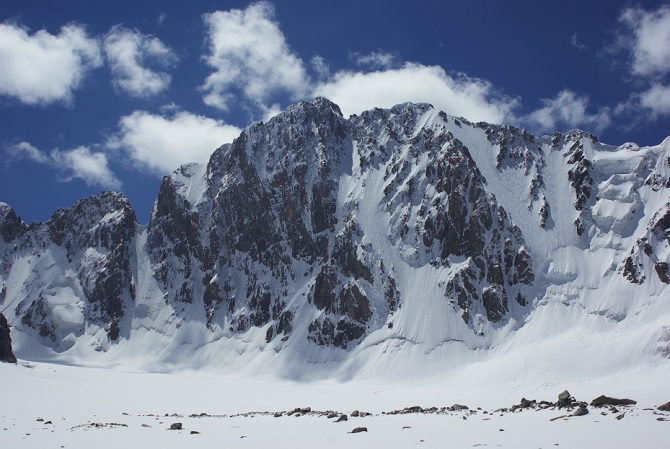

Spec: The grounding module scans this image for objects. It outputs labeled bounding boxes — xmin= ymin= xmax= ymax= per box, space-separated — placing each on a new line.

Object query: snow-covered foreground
xmin=2 ymin=357 xmax=668 ymax=449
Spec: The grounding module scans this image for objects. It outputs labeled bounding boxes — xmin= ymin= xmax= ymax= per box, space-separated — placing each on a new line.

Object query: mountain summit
xmin=1 ymin=98 xmax=669 ymax=377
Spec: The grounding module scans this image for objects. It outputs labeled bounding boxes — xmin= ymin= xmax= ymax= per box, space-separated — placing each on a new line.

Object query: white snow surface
xmin=1 ymin=355 xmax=668 ymax=448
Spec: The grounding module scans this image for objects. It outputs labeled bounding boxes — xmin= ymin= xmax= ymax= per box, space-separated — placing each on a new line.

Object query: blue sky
xmin=2 ymin=0 xmax=670 ymax=224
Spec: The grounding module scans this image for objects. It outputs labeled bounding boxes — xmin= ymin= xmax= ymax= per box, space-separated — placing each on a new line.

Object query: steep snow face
xmin=1 ymin=98 xmax=669 ymax=377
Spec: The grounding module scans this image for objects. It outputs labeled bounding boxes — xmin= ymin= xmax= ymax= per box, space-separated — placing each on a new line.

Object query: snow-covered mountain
xmin=1 ymin=97 xmax=669 ymax=377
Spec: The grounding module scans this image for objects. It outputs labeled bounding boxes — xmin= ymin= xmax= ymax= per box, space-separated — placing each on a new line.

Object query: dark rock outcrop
xmin=0 ymin=312 xmax=17 ymax=363
xmin=590 ymin=395 xmax=637 ymax=407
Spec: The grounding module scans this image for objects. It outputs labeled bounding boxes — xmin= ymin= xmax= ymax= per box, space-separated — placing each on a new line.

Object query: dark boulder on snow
xmin=658 ymin=402 xmax=670 ymax=411
xmin=336 ymin=414 xmax=348 ymax=422
xmin=449 ymin=404 xmax=469 ymax=411
xmin=557 ymin=390 xmax=573 ymax=407
xmin=0 ymin=312 xmax=17 ymax=363
xmin=572 ymin=404 xmax=589 ymax=416
xmin=351 ymin=427 xmax=368 ymax=433
xmin=169 ymin=422 xmax=182 ymax=430
xmin=590 ymin=395 xmax=637 ymax=407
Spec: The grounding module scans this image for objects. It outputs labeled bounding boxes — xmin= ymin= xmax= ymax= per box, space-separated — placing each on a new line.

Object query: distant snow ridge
xmin=1 ymin=97 xmax=669 ymax=376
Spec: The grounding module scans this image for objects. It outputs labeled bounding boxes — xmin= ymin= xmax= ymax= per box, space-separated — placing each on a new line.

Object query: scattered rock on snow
xmin=557 ymin=390 xmax=573 ymax=407
xmin=351 ymin=427 xmax=368 ymax=433
xmin=169 ymin=423 xmax=182 ymax=430
xmin=657 ymin=402 xmax=670 ymax=411
xmin=590 ymin=395 xmax=637 ymax=407
xmin=572 ymin=405 xmax=589 ymax=417
xmin=336 ymin=414 xmax=348 ymax=422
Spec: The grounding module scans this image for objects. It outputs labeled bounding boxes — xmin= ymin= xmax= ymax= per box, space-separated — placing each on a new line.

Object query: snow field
xmin=1 ymin=360 xmax=668 ymax=449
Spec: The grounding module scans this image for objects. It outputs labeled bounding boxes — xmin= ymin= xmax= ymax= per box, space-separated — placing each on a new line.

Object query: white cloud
xmin=260 ymin=103 xmax=283 ymax=122
xmin=51 ymin=146 xmax=120 ymax=189
xmin=0 ymin=22 xmax=102 ymax=105
xmin=311 ymin=56 xmax=330 ymax=79
xmin=104 ymin=25 xmax=178 ymax=98
xmin=351 ymin=51 xmax=399 ymax=70
xmin=107 ymin=109 xmax=241 ymax=174
xmin=619 ymin=5 xmax=670 ymax=78
xmin=314 ymin=64 xmax=517 ymax=124
xmin=198 ymin=4 xmax=518 ymax=126
xmin=4 ymin=141 xmax=120 ymax=188
xmin=5 ymin=141 xmax=49 ymax=163
xmin=638 ymin=84 xmax=670 ymax=116
xmin=201 ymin=1 xmax=309 ymax=111
xmin=523 ymin=90 xmax=611 ymax=134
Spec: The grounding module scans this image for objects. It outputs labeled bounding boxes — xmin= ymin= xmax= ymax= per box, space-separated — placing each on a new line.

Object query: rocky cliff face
xmin=0 ymin=312 xmax=16 ymax=363
xmin=1 ymin=98 xmax=669 ymax=368
xmin=140 ymin=99 xmax=535 ymax=350
xmin=0 ymin=192 xmax=136 ymax=350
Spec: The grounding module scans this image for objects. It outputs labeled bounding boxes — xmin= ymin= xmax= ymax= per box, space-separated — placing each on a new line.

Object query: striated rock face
xmin=141 ymin=99 xmax=535 ymax=349
xmin=0 ymin=312 xmax=17 ymax=363
xmin=1 ymin=97 xmax=669 ymax=364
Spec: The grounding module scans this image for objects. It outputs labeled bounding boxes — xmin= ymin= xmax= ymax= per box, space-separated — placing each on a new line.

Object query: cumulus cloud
xmin=107 ymin=109 xmax=241 ymax=173
xmin=523 ymin=90 xmax=611 ymax=134
xmin=4 ymin=141 xmax=120 ymax=189
xmin=638 ymin=83 xmax=670 ymax=116
xmin=51 ymin=146 xmax=121 ymax=188
xmin=198 ymin=4 xmax=518 ymax=125
xmin=314 ymin=64 xmax=517 ymax=124
xmin=5 ymin=140 xmax=49 ymax=163
xmin=619 ymin=5 xmax=670 ymax=78
xmin=0 ymin=22 xmax=102 ymax=105
xmin=201 ymin=1 xmax=309 ymax=111
xmin=611 ymin=5 xmax=670 ymax=118
xmin=104 ymin=25 xmax=178 ymax=98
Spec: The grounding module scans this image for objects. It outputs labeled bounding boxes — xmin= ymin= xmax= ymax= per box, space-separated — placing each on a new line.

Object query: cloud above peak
xmin=104 ymin=25 xmax=178 ymax=98
xmin=523 ymin=90 xmax=611 ymax=135
xmin=4 ymin=140 xmax=120 ymax=189
xmin=619 ymin=5 xmax=670 ymax=78
xmin=106 ymin=108 xmax=241 ymax=174
xmin=201 ymin=2 xmax=309 ymax=111
xmin=0 ymin=22 xmax=102 ymax=105
xmin=314 ymin=64 xmax=517 ymax=125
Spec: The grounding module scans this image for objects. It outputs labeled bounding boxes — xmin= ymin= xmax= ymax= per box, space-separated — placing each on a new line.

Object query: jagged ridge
xmin=1 ymin=98 xmax=669 ymax=372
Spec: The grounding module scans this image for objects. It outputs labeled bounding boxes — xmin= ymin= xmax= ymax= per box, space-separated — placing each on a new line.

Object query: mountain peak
xmin=1 ymin=99 xmax=669 ymax=377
